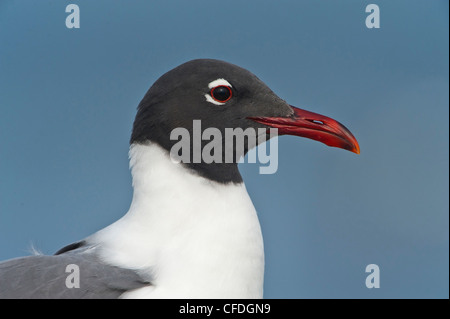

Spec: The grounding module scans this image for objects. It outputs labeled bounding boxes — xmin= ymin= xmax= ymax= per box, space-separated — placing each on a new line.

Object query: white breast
xmin=88 ymin=143 xmax=264 ymax=298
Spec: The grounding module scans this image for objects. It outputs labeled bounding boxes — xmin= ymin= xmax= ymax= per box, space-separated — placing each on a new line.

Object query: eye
xmin=210 ymin=85 xmax=232 ymax=103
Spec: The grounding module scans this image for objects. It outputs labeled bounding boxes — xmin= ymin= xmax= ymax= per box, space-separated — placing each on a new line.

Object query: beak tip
xmin=351 ymin=143 xmax=361 ymax=155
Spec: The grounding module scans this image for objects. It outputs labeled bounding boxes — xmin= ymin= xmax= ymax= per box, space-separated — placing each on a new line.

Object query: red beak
xmin=248 ymin=105 xmax=360 ymax=154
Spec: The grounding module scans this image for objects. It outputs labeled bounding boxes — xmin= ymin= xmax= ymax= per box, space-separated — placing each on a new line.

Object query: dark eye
xmin=210 ymin=85 xmax=232 ymax=103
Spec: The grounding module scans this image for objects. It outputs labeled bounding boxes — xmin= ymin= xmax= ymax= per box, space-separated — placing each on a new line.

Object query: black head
xmin=131 ymin=59 xmax=293 ymax=183
xmin=131 ymin=59 xmax=360 ymax=184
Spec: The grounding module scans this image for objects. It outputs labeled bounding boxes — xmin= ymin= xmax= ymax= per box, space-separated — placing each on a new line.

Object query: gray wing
xmin=0 ymin=247 xmax=151 ymax=299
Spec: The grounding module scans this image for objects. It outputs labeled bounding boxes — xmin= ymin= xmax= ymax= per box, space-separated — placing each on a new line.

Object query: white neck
xmin=90 ymin=143 xmax=264 ymax=298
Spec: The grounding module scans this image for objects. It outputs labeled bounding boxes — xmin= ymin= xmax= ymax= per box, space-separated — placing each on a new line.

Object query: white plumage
xmin=88 ymin=143 xmax=265 ymax=298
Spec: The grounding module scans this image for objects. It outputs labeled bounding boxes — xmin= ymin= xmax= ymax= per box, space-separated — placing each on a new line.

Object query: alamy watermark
xmin=365 ymin=264 xmax=380 ymax=289
xmin=65 ymin=4 xmax=379 ymax=30
xmin=65 ymin=264 xmax=80 ymax=289
xmin=64 ymin=3 xmax=380 ymax=33
xmin=65 ymin=4 xmax=80 ymax=29
xmin=169 ymin=120 xmax=279 ymax=174
xmin=365 ymin=4 xmax=380 ymax=29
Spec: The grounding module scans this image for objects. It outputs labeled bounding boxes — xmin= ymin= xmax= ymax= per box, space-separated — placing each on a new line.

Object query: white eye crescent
xmin=207 ymin=78 xmax=232 ymax=89
xmin=205 ymin=78 xmax=232 ymax=105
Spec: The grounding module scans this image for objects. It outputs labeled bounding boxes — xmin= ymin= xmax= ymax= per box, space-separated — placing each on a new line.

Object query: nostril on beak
xmin=308 ymin=119 xmax=325 ymax=125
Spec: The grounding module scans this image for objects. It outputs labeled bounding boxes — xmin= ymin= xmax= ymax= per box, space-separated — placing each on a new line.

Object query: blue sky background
xmin=0 ymin=1 xmax=448 ymax=298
